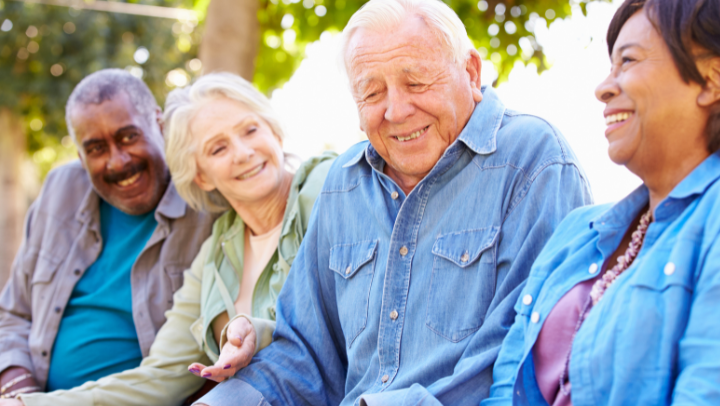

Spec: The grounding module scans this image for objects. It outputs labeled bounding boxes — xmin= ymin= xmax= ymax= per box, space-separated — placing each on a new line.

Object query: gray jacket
xmin=0 ymin=160 xmax=214 ymax=389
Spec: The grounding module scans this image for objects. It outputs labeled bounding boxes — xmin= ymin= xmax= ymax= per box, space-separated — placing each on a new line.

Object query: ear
xmin=154 ymin=107 xmax=165 ymax=136
xmin=465 ymin=49 xmax=483 ymax=103
xmin=193 ymin=170 xmax=216 ymax=192
xmin=698 ymin=57 xmax=720 ymax=107
xmin=77 ymin=150 xmax=86 ymax=170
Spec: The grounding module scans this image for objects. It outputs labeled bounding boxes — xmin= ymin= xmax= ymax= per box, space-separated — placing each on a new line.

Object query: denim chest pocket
xmin=329 ymin=240 xmax=378 ymax=347
xmin=427 ymin=227 xmax=499 ymax=342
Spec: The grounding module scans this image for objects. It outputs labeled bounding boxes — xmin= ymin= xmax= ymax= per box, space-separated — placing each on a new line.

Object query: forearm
xmin=220 ymin=315 xmax=276 ymax=355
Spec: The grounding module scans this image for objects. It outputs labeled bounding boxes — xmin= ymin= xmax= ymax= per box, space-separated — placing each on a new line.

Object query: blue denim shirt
xmin=484 ymin=152 xmax=720 ymax=406
xmin=198 ymin=87 xmax=592 ymax=406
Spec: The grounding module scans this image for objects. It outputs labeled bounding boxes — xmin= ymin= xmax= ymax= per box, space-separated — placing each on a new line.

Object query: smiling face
xmin=346 ymin=16 xmax=483 ymax=193
xmin=70 ymin=91 xmax=169 ymax=215
xmin=594 ymin=10 xmax=709 ymax=178
xmin=189 ymin=97 xmax=288 ymax=209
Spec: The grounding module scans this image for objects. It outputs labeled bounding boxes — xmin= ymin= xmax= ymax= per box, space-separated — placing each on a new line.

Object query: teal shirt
xmin=46 ymin=200 xmax=158 ymax=391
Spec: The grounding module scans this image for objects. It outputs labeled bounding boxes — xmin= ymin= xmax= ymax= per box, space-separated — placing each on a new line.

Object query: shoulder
xmin=537 ymin=203 xmax=611 ymax=257
xmin=33 ymin=160 xmax=92 ymax=218
xmin=295 ymin=151 xmax=338 ymax=196
xmin=319 ymin=141 xmax=370 ymax=194
xmin=493 ymin=110 xmax=582 ymax=179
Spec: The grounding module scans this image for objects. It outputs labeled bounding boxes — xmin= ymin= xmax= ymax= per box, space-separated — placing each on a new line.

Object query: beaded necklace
xmin=558 ymin=208 xmax=653 ymax=396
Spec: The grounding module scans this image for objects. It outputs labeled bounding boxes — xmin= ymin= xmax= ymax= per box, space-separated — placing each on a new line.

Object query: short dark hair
xmin=66 ymin=69 xmax=159 ymax=144
xmin=607 ymin=0 xmax=720 ymax=153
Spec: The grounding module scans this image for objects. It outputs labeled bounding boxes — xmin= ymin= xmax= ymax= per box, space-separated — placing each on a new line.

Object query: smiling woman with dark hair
xmin=483 ymin=0 xmax=720 ymax=405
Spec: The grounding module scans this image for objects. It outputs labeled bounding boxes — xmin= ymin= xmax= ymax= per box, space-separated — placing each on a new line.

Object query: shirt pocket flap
xmin=329 ymin=240 xmax=378 ymax=279
xmin=31 ymin=252 xmax=62 ymax=284
xmin=431 ymin=227 xmax=500 ymax=268
xmin=631 ymin=243 xmax=696 ymax=292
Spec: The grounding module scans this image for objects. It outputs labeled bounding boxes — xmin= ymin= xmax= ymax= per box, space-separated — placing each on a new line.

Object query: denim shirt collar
xmin=341 ymin=86 xmax=505 ymax=171
xmin=590 ymin=152 xmax=720 ymax=231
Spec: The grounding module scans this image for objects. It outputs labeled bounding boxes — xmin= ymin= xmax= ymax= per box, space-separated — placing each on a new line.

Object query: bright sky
xmin=271 ymin=0 xmax=641 ymax=205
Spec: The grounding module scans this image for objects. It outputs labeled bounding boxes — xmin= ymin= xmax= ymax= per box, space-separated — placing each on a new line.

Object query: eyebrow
xmin=201 ymin=116 xmax=256 ymax=155
xmin=614 ymin=42 xmax=645 ymax=55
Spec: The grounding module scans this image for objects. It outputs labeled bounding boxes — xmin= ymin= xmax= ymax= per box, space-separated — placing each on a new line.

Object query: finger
xmin=199 ymin=365 xmax=233 ymax=382
xmin=188 ymin=362 xmax=208 ymax=376
xmin=226 ymin=318 xmax=253 ymax=347
xmin=216 ymin=331 xmax=257 ymax=373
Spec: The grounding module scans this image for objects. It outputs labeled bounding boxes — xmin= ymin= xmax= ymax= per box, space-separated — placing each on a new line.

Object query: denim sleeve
xmin=671 ymin=231 xmax=720 ymax=405
xmin=360 ymin=163 xmax=593 ymax=406
xmin=196 ymin=193 xmax=347 ymax=406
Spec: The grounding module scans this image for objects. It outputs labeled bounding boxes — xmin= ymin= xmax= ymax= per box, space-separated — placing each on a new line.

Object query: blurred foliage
xmin=0 ymin=0 xmax=202 ymax=177
xmin=252 ymin=0 xmax=609 ymax=91
xmin=0 ymin=0 xmax=607 ymax=179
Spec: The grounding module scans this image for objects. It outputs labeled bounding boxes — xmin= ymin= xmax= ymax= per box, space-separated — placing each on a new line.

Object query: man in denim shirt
xmin=197 ymin=0 xmax=592 ymax=405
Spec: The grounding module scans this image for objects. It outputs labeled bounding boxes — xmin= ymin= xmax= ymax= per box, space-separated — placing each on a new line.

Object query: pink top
xmin=234 ymin=222 xmax=283 ymax=316
xmin=532 ymin=275 xmax=599 ymax=406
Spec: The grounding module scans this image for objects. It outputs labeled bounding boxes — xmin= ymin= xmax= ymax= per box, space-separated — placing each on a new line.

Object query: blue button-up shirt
xmin=484 ymin=152 xmax=720 ymax=406
xmin=198 ymin=87 xmax=592 ymax=406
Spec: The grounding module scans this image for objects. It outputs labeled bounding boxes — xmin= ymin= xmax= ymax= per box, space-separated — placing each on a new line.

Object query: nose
xmin=595 ymin=73 xmax=619 ymax=103
xmin=384 ymin=86 xmax=415 ymax=123
xmin=106 ymin=144 xmax=132 ymax=172
xmin=231 ymin=137 xmax=254 ymax=164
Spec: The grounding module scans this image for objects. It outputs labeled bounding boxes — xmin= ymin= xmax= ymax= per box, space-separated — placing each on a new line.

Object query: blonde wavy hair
xmin=164 ymin=72 xmax=286 ymax=213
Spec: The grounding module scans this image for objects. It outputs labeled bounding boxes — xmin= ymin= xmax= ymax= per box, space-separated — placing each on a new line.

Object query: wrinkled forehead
xmin=345 ymin=18 xmax=453 ymax=83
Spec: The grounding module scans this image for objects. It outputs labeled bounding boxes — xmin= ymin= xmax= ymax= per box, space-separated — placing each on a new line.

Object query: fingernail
xmin=223 ymin=364 xmax=232 ymax=370
xmin=235 ymin=335 xmax=243 ymax=344
xmin=202 ymin=373 xmax=212 ymax=378
xmin=188 ymin=368 xmax=199 ymax=373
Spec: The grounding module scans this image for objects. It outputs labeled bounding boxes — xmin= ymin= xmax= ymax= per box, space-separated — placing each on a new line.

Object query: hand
xmin=188 ymin=317 xmax=256 ymax=382
xmin=0 ymin=367 xmax=38 ymax=402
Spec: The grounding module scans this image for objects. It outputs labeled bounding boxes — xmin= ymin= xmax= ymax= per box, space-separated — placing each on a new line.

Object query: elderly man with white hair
xmin=196 ymin=0 xmax=592 ymax=405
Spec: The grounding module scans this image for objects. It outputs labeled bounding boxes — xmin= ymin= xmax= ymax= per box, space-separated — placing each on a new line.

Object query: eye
xmin=121 ymin=132 xmax=138 ymax=143
xmin=246 ymin=126 xmax=257 ymax=136
xmin=621 ymin=56 xmax=635 ymax=64
xmin=211 ymin=145 xmax=226 ymax=155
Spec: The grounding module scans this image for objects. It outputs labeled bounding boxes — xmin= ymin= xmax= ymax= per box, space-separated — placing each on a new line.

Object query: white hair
xmin=339 ymin=0 xmax=475 ymax=75
xmin=164 ymin=72 xmax=286 ymax=213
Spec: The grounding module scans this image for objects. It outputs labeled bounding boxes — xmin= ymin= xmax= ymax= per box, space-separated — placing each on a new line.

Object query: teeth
xmin=117 ymin=172 xmax=140 ymax=187
xmin=238 ymin=163 xmax=264 ymax=180
xmin=397 ymin=126 xmax=428 ymax=142
xmin=605 ymin=112 xmax=632 ymax=126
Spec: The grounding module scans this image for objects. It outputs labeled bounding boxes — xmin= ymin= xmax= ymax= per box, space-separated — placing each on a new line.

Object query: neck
xmin=384 ymin=165 xmax=427 ymax=196
xmin=639 ymin=149 xmax=709 ymax=214
xmin=230 ymin=169 xmax=293 ymax=236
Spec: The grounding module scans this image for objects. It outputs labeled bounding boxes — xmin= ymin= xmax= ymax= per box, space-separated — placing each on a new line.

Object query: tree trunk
xmin=198 ymin=0 xmax=260 ymax=81
xmin=0 ymin=109 xmax=27 ymax=288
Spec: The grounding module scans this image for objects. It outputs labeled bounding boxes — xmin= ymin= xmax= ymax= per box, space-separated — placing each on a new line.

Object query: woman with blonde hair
xmin=11 ymin=72 xmax=336 ymax=406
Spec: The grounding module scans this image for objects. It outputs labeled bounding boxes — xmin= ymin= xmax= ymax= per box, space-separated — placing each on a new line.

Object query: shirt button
xmin=41 ymin=350 xmax=48 ymax=357
xmin=399 ymin=246 xmax=408 ymax=256
xmin=391 ymin=191 xmax=399 ymax=200
xmin=589 ymin=263 xmax=598 ymax=274
xmin=390 ymin=310 xmax=398 ymax=320
xmin=74 ymin=269 xmax=82 ymax=276
xmin=522 ymin=294 xmax=533 ymax=305
xmin=381 ymin=375 xmax=389 ymax=383
xmin=345 ymin=266 xmax=351 ymax=275
xmin=530 ymin=312 xmax=540 ymax=323
xmin=664 ymin=262 xmax=676 ymax=275
xmin=54 ymin=306 xmax=61 ymax=314
xmin=460 ymin=253 xmax=470 ymax=263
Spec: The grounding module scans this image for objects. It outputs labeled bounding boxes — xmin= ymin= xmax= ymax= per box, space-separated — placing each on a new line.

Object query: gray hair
xmin=65 ymin=69 xmax=159 ymax=145
xmin=164 ymin=72 xmax=286 ymax=213
xmin=339 ymin=0 xmax=475 ymax=75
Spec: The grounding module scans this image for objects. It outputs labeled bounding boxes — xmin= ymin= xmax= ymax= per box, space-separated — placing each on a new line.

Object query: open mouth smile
xmin=605 ymin=112 xmax=633 ymax=126
xmin=395 ymin=126 xmax=429 ymax=142
xmin=116 ymin=172 xmax=141 ymax=187
xmin=236 ymin=162 xmax=265 ymax=180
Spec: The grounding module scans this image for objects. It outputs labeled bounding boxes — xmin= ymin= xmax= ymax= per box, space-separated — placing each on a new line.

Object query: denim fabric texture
xmin=484 ymin=152 xmax=720 ymax=406
xmin=197 ymin=86 xmax=593 ymax=406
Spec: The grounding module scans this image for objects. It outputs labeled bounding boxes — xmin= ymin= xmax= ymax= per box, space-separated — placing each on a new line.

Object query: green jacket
xmin=20 ymin=152 xmax=336 ymax=406
xmin=198 ymin=151 xmax=337 ymax=359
